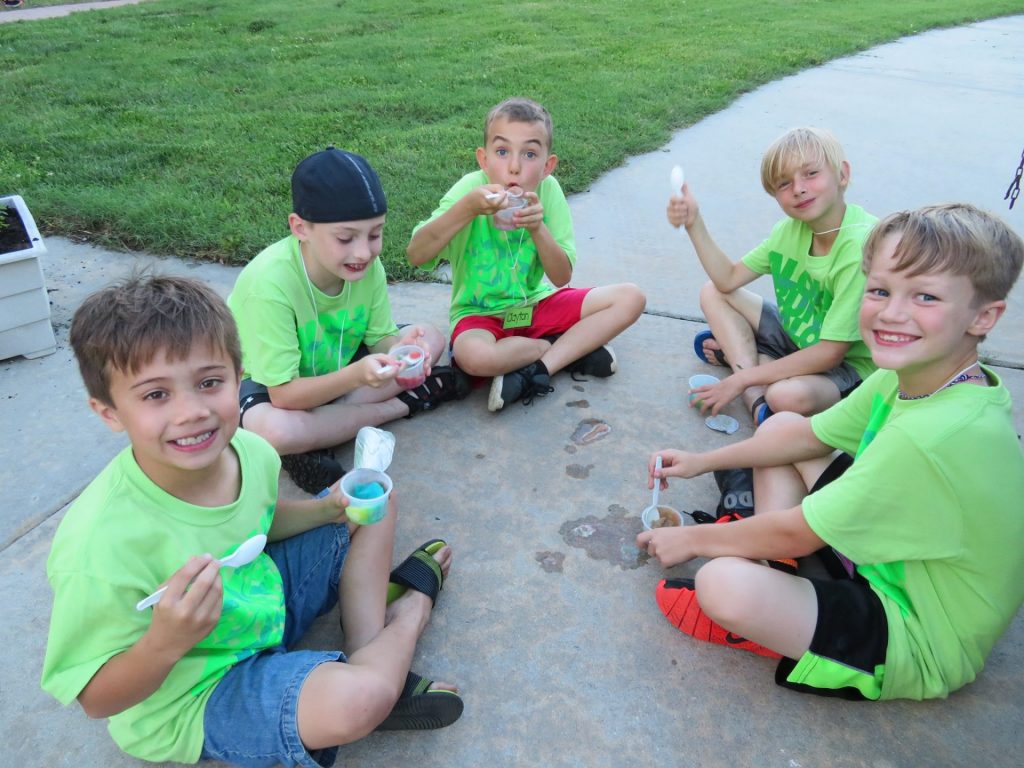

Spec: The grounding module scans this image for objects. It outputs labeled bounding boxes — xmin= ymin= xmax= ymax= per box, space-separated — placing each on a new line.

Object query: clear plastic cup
xmin=389 ymin=344 xmax=426 ymax=389
xmin=642 ymin=504 xmax=683 ymax=531
xmin=340 ymin=468 xmax=393 ymax=525
xmin=688 ymin=373 xmax=720 ymax=407
xmin=493 ymin=190 xmax=527 ymax=231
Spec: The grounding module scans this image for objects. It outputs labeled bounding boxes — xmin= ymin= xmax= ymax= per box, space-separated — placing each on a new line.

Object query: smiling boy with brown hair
xmin=41 ymin=274 xmax=461 ymax=766
xmin=639 ymin=203 xmax=1024 ymax=700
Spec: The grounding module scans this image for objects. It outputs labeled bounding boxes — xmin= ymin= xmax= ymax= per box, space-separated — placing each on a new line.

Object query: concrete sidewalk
xmin=3 ymin=15 xmax=1024 ymax=768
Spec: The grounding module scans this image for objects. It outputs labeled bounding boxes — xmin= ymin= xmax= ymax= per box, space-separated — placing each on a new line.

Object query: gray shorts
xmin=755 ymin=302 xmax=862 ymax=397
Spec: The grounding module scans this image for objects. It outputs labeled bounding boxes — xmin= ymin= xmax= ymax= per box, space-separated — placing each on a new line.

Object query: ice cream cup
xmin=688 ymin=373 xmax=720 ymax=407
xmin=493 ymin=190 xmax=527 ymax=231
xmin=390 ymin=344 xmax=427 ymax=389
xmin=340 ymin=468 xmax=393 ymax=525
xmin=641 ymin=504 xmax=683 ymax=531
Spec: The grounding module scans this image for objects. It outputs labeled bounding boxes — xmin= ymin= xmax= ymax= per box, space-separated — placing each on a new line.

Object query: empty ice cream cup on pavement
xmin=688 ymin=373 xmax=720 ymax=407
xmin=642 ymin=504 xmax=683 ymax=531
xmin=493 ymin=189 xmax=527 ymax=230
xmin=389 ymin=344 xmax=426 ymax=389
xmin=340 ymin=468 xmax=393 ymax=525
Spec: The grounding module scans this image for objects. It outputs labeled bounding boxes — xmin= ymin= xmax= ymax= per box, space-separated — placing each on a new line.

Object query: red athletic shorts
xmin=451 ymin=287 xmax=592 ymax=346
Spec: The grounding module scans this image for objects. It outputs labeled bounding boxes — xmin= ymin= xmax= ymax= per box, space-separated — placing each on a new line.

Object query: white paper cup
xmin=340 ymin=468 xmax=393 ymax=525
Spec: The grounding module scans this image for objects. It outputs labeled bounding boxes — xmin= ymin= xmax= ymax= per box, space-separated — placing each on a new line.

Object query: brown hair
xmin=760 ymin=127 xmax=846 ymax=195
xmin=70 ymin=272 xmax=242 ymax=405
xmin=862 ymin=203 xmax=1024 ymax=304
xmin=484 ymin=97 xmax=553 ymax=151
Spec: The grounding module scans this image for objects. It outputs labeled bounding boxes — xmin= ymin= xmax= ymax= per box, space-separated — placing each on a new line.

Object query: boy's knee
xmin=754 ymin=409 xmax=805 ymax=436
xmin=695 ymin=557 xmax=755 ymax=625
xmin=765 ymin=380 xmax=817 ymax=415
xmin=616 ymin=282 xmax=646 ymax=316
xmin=321 ymin=669 xmax=398 ymax=741
xmin=698 ymin=280 xmax=726 ymax=311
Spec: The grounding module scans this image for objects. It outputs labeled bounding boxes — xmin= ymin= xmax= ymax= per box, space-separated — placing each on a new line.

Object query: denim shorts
xmin=755 ymin=302 xmax=862 ymax=396
xmin=201 ymin=523 xmax=351 ymax=768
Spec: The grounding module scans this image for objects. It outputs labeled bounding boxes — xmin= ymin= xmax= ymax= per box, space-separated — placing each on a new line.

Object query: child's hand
xmin=637 ymin=527 xmax=697 ymax=567
xmin=689 ymin=375 xmax=743 ymax=416
xmin=147 ymin=556 xmax=223 ymax=658
xmin=320 ymin=479 xmax=349 ymax=524
xmin=516 ymin=191 xmax=545 ymax=233
xmin=474 ymin=184 xmax=508 ymax=215
xmin=357 ymin=353 xmax=400 ymax=388
xmin=655 ymin=449 xmax=705 ymax=480
xmin=392 ymin=326 xmax=433 ymax=376
xmin=667 ymin=183 xmax=699 ymax=229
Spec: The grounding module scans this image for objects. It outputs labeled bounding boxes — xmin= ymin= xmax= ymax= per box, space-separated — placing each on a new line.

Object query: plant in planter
xmin=0 ymin=195 xmax=57 ymax=360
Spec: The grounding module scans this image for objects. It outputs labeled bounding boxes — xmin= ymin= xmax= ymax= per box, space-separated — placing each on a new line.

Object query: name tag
xmin=502 ymin=304 xmax=534 ymax=329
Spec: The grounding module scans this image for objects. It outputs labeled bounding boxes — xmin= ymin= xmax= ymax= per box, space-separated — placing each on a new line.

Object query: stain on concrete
xmin=572 ymin=384 xmax=585 ymax=392
xmin=564 ymin=445 xmax=578 ymax=454
xmin=535 ymin=551 xmax=565 ymax=573
xmin=570 ymin=418 xmax=611 ymax=445
xmin=565 ymin=463 xmax=594 ymax=479
xmin=565 ymin=399 xmax=590 ymax=408
xmin=475 ymin=453 xmax=485 ymax=459
xmin=559 ymin=504 xmax=648 ymax=570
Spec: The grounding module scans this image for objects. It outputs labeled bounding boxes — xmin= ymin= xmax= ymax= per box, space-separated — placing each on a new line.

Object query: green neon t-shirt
xmin=228 ymin=236 xmax=399 ymax=386
xmin=40 ymin=430 xmax=285 ymax=762
xmin=412 ymin=171 xmax=577 ymax=329
xmin=805 ymin=367 xmax=1024 ymax=699
xmin=741 ymin=204 xmax=877 ymax=379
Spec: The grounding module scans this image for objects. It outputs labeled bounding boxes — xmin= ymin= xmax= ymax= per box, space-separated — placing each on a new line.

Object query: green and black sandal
xmin=375 ymin=671 xmax=463 ymax=731
xmin=386 ymin=538 xmax=447 ymax=604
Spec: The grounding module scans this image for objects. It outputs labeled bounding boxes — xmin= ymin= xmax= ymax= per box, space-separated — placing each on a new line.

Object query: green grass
xmin=1 ymin=0 xmax=1021 ymax=278
xmin=1 ymin=0 xmax=107 ymax=11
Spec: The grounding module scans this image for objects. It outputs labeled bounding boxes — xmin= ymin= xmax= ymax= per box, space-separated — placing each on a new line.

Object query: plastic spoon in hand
xmin=670 ymin=165 xmax=685 ymax=196
xmin=135 ymin=534 xmax=268 ymax=611
xmin=651 ymin=455 xmax=663 ymax=509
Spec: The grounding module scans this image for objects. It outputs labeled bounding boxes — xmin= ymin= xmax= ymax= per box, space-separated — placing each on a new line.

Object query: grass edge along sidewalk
xmin=1 ymin=0 xmax=1022 ymax=277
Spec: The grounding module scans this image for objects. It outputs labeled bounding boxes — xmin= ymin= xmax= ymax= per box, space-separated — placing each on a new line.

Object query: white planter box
xmin=0 ymin=195 xmax=57 ymax=360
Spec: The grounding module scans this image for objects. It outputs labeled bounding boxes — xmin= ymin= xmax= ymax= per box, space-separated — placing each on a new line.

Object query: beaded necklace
xmin=897 ymin=362 xmax=988 ymax=401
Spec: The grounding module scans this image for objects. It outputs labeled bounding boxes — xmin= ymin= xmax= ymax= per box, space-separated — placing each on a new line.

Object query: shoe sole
xmin=487 ymin=374 xmax=506 ymax=412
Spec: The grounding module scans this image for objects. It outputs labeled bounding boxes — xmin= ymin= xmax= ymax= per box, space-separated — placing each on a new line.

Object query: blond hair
xmin=760 ymin=127 xmax=846 ymax=195
xmin=862 ymin=203 xmax=1024 ymax=304
xmin=484 ymin=97 xmax=553 ymax=151
xmin=70 ymin=272 xmax=242 ymax=405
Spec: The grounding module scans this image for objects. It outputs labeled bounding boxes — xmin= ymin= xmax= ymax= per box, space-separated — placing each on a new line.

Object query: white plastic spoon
xmin=670 ymin=165 xmax=685 ymax=196
xmin=651 ymin=454 xmax=663 ymax=509
xmin=135 ymin=534 xmax=268 ymax=611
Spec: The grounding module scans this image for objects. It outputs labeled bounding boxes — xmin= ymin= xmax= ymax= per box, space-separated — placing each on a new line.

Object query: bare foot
xmin=384 ymin=543 xmax=452 ymax=628
xmin=702 ymin=338 xmax=728 ymax=366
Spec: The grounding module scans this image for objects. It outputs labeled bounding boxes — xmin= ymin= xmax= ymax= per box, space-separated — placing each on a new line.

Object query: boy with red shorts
xmin=407 ymin=97 xmax=645 ymax=411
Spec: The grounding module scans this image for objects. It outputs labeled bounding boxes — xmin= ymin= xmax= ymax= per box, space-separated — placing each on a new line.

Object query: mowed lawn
xmin=1 ymin=0 xmax=1021 ymax=277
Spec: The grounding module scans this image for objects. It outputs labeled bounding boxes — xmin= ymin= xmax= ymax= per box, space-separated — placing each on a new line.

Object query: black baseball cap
xmin=291 ymin=147 xmax=387 ymax=223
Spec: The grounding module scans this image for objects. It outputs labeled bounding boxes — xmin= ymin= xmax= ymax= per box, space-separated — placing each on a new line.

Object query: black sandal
xmin=396 ymin=365 xmax=471 ymax=417
xmin=375 ymin=671 xmax=463 ymax=731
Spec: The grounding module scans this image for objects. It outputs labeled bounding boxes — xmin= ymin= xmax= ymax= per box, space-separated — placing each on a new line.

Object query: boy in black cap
xmin=229 ymin=148 xmax=469 ymax=493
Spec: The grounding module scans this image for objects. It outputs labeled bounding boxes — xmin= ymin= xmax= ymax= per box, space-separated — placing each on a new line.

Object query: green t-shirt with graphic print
xmin=802 ymin=367 xmax=1024 ymax=699
xmin=412 ymin=170 xmax=577 ymax=329
xmin=228 ymin=235 xmax=399 ymax=386
xmin=41 ymin=429 xmax=284 ymax=763
xmin=741 ymin=203 xmax=877 ymax=379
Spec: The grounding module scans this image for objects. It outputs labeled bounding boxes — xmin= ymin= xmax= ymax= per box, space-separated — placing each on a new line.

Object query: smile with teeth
xmin=174 ymin=431 xmax=214 ymax=447
xmin=876 ymin=331 xmax=917 ymax=344
xmin=345 ymin=262 xmax=368 ymax=272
